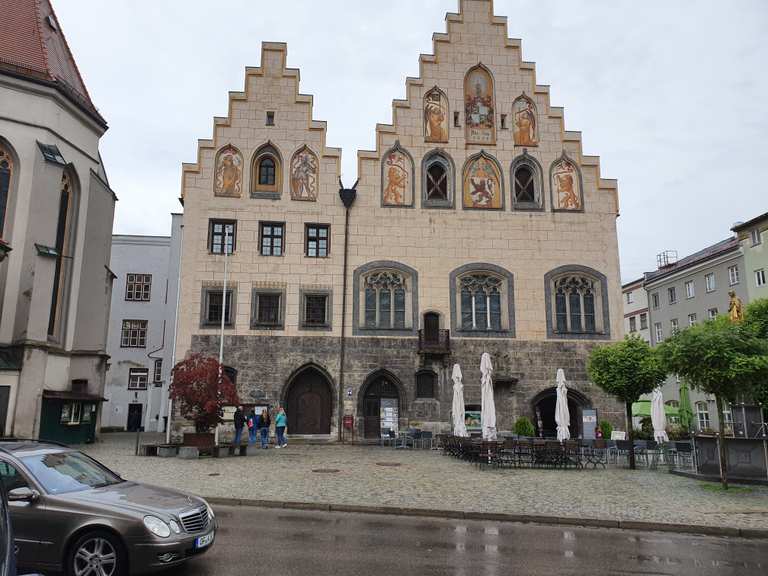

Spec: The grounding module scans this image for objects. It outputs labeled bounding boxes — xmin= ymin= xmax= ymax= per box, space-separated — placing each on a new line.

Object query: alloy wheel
xmin=73 ymin=537 xmax=117 ymax=576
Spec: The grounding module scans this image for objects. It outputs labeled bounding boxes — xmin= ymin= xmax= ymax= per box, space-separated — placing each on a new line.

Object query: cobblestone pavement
xmin=83 ymin=434 xmax=768 ymax=531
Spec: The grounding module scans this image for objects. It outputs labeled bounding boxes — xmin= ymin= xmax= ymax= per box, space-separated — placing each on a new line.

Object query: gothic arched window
xmin=460 ymin=274 xmax=503 ymax=331
xmin=251 ymin=143 xmax=282 ymax=197
xmin=49 ymin=170 xmax=77 ymax=338
xmin=545 ymin=265 xmax=609 ymax=339
xmin=364 ymin=270 xmax=407 ymax=329
xmin=422 ymin=150 xmax=454 ymax=208
xmin=0 ymin=144 xmax=13 ymax=237
xmin=511 ymin=151 xmax=543 ymax=210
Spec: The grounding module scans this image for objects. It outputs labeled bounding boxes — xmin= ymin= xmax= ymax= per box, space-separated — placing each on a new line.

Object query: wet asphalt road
xmin=175 ymin=506 xmax=768 ymax=576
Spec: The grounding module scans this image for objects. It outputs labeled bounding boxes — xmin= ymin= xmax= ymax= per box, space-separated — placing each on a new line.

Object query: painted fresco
xmin=513 ymin=94 xmax=538 ymax=146
xmin=464 ymin=65 xmax=495 ymax=145
xmin=290 ymin=146 xmax=319 ymax=201
xmin=424 ymin=87 xmax=449 ymax=143
xmin=552 ymin=156 xmax=582 ymax=210
xmin=382 ymin=145 xmax=412 ymax=206
xmin=214 ymin=145 xmax=242 ymax=197
xmin=463 ymin=154 xmax=501 ymax=209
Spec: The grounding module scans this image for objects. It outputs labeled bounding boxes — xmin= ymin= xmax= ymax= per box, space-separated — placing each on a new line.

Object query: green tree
xmin=658 ymin=316 xmax=768 ymax=488
xmin=742 ymin=298 xmax=768 ymax=408
xmin=514 ymin=416 xmax=535 ymax=437
xmin=587 ymin=336 xmax=666 ymax=469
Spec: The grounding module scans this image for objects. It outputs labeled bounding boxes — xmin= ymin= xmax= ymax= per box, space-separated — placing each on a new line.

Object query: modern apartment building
xmin=103 ymin=220 xmax=182 ymax=433
xmin=622 ymin=278 xmax=649 ymax=343
xmin=732 ymin=212 xmax=768 ymax=303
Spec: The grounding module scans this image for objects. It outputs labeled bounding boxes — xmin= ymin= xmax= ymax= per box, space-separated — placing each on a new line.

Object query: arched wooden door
xmin=362 ymin=376 xmax=400 ymax=439
xmin=285 ymin=368 xmax=332 ymax=435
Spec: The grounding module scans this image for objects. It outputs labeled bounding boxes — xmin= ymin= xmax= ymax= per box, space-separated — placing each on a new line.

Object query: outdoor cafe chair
xmin=584 ymin=438 xmax=608 ymax=468
xmin=615 ymin=440 xmax=633 ymax=466
xmin=419 ymin=431 xmax=434 ymax=450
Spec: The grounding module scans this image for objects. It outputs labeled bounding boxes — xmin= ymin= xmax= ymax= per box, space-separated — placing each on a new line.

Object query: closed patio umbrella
xmin=554 ymin=369 xmax=570 ymax=442
xmin=451 ymin=364 xmax=468 ymax=437
xmin=480 ymin=353 xmax=497 ymax=440
xmin=651 ymin=386 xmax=669 ymax=443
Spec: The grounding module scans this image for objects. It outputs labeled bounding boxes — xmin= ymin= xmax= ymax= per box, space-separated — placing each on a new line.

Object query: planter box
xmin=178 ymin=446 xmax=199 ymax=459
xmin=213 ymin=445 xmax=232 ymax=458
xmin=157 ymin=445 xmax=178 ymax=458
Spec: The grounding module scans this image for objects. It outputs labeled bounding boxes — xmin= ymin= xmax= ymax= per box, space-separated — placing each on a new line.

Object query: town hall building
xmin=174 ymin=0 xmax=624 ymax=441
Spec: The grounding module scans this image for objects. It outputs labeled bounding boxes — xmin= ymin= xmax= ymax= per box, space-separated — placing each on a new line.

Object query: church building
xmin=174 ymin=0 xmax=624 ymax=441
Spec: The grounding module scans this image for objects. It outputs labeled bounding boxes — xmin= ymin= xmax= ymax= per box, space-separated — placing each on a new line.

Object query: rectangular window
xmin=654 ymin=322 xmax=663 ymax=343
xmin=121 ymin=320 xmax=147 ymax=348
xmin=728 ymin=265 xmax=740 ymax=286
xmin=128 ymin=368 xmax=149 ymax=390
xmin=266 ymin=111 xmax=275 ymax=126
xmin=670 ymin=318 xmax=679 ymax=334
xmin=705 ymin=273 xmax=716 ymax=292
xmin=203 ymin=290 xmax=233 ymax=326
xmin=756 ymin=269 xmax=766 ymax=287
xmin=260 ymin=222 xmax=284 ymax=256
xmin=667 ymin=286 xmax=677 ymax=304
xmin=125 ymin=274 xmax=152 ymax=301
xmin=305 ymin=224 xmax=329 ymax=258
xmin=60 ymin=402 xmax=82 ymax=425
xmin=696 ymin=402 xmax=711 ymax=431
xmin=639 ymin=313 xmax=648 ymax=330
xmin=751 ymin=228 xmax=762 ymax=246
xmin=209 ymin=220 xmax=236 ymax=254
xmin=625 ymin=291 xmax=633 ymax=304
xmin=629 ymin=316 xmax=637 ymax=333
xmin=303 ymin=294 xmax=328 ymax=327
xmin=688 ymin=313 xmax=697 ymax=327
xmin=153 ymin=359 xmax=163 ymax=384
xmin=651 ymin=292 xmax=660 ymax=310
xmin=253 ymin=292 xmax=282 ymax=327
xmin=708 ymin=308 xmax=718 ymax=320
xmin=685 ymin=280 xmax=695 ymax=299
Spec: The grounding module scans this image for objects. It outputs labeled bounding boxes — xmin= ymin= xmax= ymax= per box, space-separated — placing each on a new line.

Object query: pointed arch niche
xmin=423 ymin=86 xmax=449 ymax=143
xmin=512 ymin=93 xmax=538 ymax=147
xmin=511 ymin=150 xmax=544 ymax=211
xmin=251 ymin=142 xmax=283 ymax=199
xmin=550 ymin=152 xmax=584 ymax=212
xmin=462 ymin=151 xmax=503 ymax=210
xmin=464 ymin=64 xmax=496 ymax=145
xmin=381 ymin=141 xmax=414 ymax=207
xmin=421 ymin=149 xmax=455 ymax=209
xmin=213 ymin=144 xmax=243 ymax=198
xmin=289 ymin=145 xmax=319 ymax=201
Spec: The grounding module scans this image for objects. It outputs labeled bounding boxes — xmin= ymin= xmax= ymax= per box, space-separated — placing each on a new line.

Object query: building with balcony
xmin=173 ymin=0 xmax=624 ymax=441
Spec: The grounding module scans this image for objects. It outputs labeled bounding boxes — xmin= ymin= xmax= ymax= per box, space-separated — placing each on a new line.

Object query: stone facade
xmin=175 ymin=0 xmax=624 ymax=440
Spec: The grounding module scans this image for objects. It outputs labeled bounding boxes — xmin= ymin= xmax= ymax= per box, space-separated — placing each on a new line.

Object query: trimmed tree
xmin=587 ymin=336 xmax=666 ymax=469
xmin=169 ymin=353 xmax=240 ymax=433
xmin=658 ymin=315 xmax=768 ymax=489
xmin=742 ymin=298 xmax=768 ymax=414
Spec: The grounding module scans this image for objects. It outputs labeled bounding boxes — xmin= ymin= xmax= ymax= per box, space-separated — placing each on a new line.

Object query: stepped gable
xmin=0 ymin=0 xmax=105 ymax=127
xmin=357 ymin=0 xmax=618 ymax=213
xmin=180 ymin=42 xmax=341 ymax=203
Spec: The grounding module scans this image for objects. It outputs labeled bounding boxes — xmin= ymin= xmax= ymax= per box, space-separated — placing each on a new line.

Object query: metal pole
xmin=337 ymin=181 xmax=357 ymax=443
xmin=215 ymin=227 xmax=230 ymax=447
xmin=166 ymin=221 xmax=184 ymax=445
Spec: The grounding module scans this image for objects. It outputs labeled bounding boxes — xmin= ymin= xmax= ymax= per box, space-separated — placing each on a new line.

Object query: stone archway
xmin=284 ymin=365 xmax=333 ymax=435
xmin=359 ymin=370 xmax=405 ymax=439
xmin=531 ymin=387 xmax=591 ymax=439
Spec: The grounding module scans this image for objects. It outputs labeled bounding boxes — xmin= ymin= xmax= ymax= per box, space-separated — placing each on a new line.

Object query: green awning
xmin=632 ymin=400 xmax=679 ymax=418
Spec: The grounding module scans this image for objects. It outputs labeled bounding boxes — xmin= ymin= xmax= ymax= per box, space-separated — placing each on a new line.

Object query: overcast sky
xmin=55 ymin=0 xmax=767 ymax=283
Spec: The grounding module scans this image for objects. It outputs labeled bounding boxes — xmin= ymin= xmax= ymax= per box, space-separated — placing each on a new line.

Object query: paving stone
xmin=85 ymin=434 xmax=768 ymax=531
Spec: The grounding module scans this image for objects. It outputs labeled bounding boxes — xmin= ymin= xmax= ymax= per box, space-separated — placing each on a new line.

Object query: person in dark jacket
xmin=247 ymin=408 xmax=258 ymax=444
xmin=233 ymin=406 xmax=246 ymax=446
xmin=259 ymin=408 xmax=271 ymax=449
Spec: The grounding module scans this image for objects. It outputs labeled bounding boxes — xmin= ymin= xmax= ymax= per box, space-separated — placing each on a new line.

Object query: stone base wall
xmin=174 ymin=334 xmax=625 ymax=441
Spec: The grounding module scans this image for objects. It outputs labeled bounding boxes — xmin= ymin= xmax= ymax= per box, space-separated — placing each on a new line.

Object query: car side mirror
xmin=7 ymin=487 xmax=39 ymax=503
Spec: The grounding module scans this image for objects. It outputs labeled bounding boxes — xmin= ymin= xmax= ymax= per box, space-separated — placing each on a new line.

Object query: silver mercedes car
xmin=0 ymin=440 xmax=216 ymax=575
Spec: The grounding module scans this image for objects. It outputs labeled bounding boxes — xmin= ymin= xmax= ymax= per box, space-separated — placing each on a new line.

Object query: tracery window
xmin=364 ymin=271 xmax=406 ymax=329
xmin=553 ymin=275 xmax=597 ymax=334
xmin=0 ymin=144 xmax=13 ymax=237
xmin=460 ymin=274 xmax=503 ymax=331
xmin=49 ymin=171 xmax=76 ymax=337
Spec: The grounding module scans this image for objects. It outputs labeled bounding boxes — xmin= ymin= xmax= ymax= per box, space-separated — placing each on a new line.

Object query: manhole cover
xmin=312 ymin=468 xmax=340 ymax=474
xmin=375 ymin=462 xmax=402 ymax=467
xmin=208 ymin=473 xmax=220 ymax=477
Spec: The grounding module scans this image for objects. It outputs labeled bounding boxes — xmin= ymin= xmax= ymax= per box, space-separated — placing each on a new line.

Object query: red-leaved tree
xmin=169 ymin=353 xmax=239 ymax=433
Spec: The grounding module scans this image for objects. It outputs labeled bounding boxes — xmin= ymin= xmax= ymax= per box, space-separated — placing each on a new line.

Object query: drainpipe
xmin=338 ymin=179 xmax=358 ymax=443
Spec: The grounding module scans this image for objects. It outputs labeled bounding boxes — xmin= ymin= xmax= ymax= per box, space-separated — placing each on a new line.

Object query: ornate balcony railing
xmin=418 ymin=329 xmax=450 ymax=355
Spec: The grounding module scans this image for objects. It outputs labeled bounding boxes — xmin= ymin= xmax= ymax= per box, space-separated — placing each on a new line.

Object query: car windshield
xmin=21 ymin=451 xmax=122 ymax=495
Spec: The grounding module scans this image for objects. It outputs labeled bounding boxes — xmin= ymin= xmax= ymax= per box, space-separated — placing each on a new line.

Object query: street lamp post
xmin=338 ymin=179 xmax=357 ymax=442
xmin=215 ymin=225 xmax=231 ymax=446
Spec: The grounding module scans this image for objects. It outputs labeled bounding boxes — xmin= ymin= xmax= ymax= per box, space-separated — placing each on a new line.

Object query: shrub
xmin=514 ymin=416 xmax=535 ymax=437
xmin=598 ymin=420 xmax=612 ymax=439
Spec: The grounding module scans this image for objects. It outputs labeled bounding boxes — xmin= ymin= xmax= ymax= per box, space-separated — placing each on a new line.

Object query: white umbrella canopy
xmin=480 ymin=353 xmax=497 ymax=440
xmin=554 ymin=368 xmax=571 ymax=442
xmin=451 ymin=364 xmax=469 ymax=437
xmin=651 ymin=386 xmax=669 ymax=443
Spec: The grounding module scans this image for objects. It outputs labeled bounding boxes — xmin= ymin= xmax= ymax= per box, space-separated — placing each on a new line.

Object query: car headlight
xmin=143 ymin=516 xmax=171 ymax=538
xmin=169 ymin=520 xmax=181 ymax=534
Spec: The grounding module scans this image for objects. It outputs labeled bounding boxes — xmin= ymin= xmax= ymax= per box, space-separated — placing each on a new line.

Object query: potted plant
xmin=513 ymin=416 xmax=535 ymax=438
xmin=169 ymin=353 xmax=239 ymax=449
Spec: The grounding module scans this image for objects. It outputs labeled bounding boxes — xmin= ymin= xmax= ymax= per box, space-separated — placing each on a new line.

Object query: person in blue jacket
xmin=275 ymin=406 xmax=288 ymax=448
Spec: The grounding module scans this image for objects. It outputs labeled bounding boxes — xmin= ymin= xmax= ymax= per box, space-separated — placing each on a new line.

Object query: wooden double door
xmin=286 ymin=369 xmax=332 ymax=435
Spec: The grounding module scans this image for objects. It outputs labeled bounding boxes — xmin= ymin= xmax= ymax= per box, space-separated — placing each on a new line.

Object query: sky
xmin=54 ymin=0 xmax=768 ymax=283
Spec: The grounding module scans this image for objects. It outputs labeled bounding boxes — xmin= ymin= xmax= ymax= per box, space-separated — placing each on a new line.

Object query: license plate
xmin=195 ymin=532 xmax=214 ymax=549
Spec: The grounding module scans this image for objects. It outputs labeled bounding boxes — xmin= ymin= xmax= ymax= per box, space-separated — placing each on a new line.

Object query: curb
xmin=204 ymin=497 xmax=768 ymax=539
